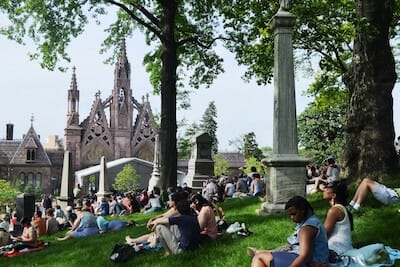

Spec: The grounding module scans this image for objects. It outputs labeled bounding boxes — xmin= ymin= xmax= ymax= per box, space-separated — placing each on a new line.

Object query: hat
xmin=0 ymin=221 xmax=8 ymax=232
xmin=65 ymin=206 xmax=73 ymax=212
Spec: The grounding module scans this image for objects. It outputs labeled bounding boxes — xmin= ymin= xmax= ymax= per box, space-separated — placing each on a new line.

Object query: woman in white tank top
xmin=323 ymin=181 xmax=353 ymax=256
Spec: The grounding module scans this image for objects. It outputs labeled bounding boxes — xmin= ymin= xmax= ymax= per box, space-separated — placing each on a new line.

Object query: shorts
xmin=271 ymin=251 xmax=298 ymax=267
xmin=372 ymin=182 xmax=399 ymax=205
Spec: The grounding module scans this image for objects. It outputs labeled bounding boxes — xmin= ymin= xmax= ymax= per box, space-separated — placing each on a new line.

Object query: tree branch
xmin=105 ymin=0 xmax=163 ymax=41
xmin=177 ymin=35 xmax=231 ymax=49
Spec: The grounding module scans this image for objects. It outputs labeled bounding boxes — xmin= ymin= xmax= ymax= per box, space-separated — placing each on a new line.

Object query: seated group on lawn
xmin=249 ymin=172 xmax=399 ymax=267
xmin=125 ymin=189 xmax=223 ymax=256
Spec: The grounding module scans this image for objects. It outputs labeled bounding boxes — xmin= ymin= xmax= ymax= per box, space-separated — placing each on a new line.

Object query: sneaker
xmin=237 ymin=229 xmax=252 ymax=237
xmin=247 ymin=247 xmax=256 ymax=257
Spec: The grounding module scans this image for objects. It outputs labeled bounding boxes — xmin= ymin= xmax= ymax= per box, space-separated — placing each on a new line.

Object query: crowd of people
xmin=1 ymin=156 xmax=400 ymax=264
xmin=247 ymin=153 xmax=400 ymax=267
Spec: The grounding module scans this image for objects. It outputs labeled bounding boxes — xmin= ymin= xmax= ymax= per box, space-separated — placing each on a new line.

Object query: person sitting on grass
xmin=348 ymin=176 xmax=400 ymax=211
xmin=190 ymin=193 xmax=218 ymax=243
xmin=125 ymin=190 xmax=188 ymax=247
xmin=310 ymin=157 xmax=340 ymax=194
xmin=141 ymin=189 xmax=162 ymax=214
xmin=56 ymin=207 xmax=98 ymax=241
xmin=13 ymin=217 xmax=38 ymax=251
xmin=45 ymin=208 xmax=60 ymax=235
xmin=152 ymin=199 xmax=200 ymax=256
xmin=322 ymin=181 xmax=353 ymax=261
xmin=31 ymin=210 xmax=46 ymax=237
xmin=248 ymin=196 xmax=329 ymax=267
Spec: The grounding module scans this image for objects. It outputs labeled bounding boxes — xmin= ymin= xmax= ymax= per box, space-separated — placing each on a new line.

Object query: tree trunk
xmin=159 ymin=1 xmax=178 ymax=191
xmin=343 ymin=0 xmax=398 ymax=180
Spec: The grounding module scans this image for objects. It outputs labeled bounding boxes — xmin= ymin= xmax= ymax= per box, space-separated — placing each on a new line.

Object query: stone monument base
xmin=57 ymin=196 xmax=74 ymax=210
xmin=260 ymin=154 xmax=309 ymax=215
xmin=256 ymin=203 xmax=286 ymax=216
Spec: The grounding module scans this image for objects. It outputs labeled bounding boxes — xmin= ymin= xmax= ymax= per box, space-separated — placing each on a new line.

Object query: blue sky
xmin=1 ymin=17 xmax=399 ymax=151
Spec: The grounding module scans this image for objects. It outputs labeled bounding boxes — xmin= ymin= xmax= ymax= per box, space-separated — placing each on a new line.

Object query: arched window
xmin=35 ymin=173 xmax=42 ymax=188
xmin=27 ymin=172 xmax=34 ymax=186
xmin=26 ymin=149 xmax=36 ymax=161
xmin=19 ymin=172 xmax=26 ymax=188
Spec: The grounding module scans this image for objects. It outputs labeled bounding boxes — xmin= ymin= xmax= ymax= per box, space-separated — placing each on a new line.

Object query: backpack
xmin=109 ymin=243 xmax=136 ymax=263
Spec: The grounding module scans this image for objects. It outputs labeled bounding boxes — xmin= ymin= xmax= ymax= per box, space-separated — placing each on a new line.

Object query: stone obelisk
xmin=258 ymin=0 xmax=309 ymax=215
xmin=58 ymin=151 xmax=74 ymax=209
xmin=96 ymin=156 xmax=112 ymax=200
xmin=148 ymin=134 xmax=161 ymax=193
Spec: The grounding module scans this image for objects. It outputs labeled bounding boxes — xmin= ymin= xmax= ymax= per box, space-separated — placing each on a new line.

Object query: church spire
xmin=67 ymin=66 xmax=80 ymax=126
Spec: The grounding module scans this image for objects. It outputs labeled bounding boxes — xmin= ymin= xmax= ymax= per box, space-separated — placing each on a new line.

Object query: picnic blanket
xmin=330 ymin=243 xmax=400 ymax=267
xmin=2 ymin=241 xmax=47 ymax=258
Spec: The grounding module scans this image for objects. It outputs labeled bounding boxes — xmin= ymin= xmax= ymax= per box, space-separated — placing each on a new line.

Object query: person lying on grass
xmin=248 ymin=196 xmax=329 ymax=267
xmin=349 ymin=177 xmax=400 ymax=211
xmin=152 ymin=199 xmax=200 ymax=256
xmin=125 ymin=190 xmax=188 ymax=246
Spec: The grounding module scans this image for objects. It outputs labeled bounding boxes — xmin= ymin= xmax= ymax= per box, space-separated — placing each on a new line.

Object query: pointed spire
xmin=119 ymin=38 xmax=127 ymax=62
xmin=70 ymin=66 xmax=78 ymax=91
xmin=30 ymin=113 xmax=34 ymax=126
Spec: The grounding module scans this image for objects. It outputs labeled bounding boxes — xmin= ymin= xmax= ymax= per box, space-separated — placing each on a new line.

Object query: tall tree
xmin=1 ymin=1 xmax=225 ymax=190
xmin=243 ymin=132 xmax=263 ymax=161
xmin=113 ymin=164 xmax=140 ymax=192
xmin=221 ymin=0 xmax=400 ymax=179
xmin=200 ymin=101 xmax=218 ymax=155
xmin=343 ymin=0 xmax=398 ymax=179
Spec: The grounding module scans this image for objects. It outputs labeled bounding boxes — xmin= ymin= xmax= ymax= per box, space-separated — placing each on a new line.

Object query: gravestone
xmin=184 ymin=132 xmax=214 ymax=192
xmin=16 ymin=193 xmax=35 ymax=221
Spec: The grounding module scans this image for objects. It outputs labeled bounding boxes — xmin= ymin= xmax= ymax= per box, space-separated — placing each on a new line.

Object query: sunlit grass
xmin=1 ymin=183 xmax=400 ymax=267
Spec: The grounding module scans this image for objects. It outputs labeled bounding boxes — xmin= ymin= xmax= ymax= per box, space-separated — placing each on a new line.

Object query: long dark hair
xmin=190 ymin=193 xmax=211 ymax=211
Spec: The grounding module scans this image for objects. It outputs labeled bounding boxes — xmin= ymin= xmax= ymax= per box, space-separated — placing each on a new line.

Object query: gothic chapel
xmin=65 ymin=39 xmax=158 ymax=171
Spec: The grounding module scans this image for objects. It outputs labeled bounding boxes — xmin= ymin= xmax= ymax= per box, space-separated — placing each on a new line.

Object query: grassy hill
xmin=1 ymin=184 xmax=400 ymax=267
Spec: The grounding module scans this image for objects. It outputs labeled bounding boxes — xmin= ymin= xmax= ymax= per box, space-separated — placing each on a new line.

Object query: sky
xmin=1 ymin=15 xmax=400 ymax=151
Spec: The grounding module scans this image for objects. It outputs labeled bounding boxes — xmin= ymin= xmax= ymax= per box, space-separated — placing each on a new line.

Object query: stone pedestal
xmin=258 ymin=7 xmax=309 ymax=215
xmin=58 ymin=151 xmax=74 ymax=210
xmin=184 ymin=132 xmax=214 ymax=192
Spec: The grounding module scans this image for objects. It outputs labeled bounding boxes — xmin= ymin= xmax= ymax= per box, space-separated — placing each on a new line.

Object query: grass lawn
xmin=1 ymin=183 xmax=400 ymax=267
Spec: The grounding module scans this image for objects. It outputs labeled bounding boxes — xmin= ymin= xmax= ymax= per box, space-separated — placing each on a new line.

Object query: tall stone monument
xmin=148 ymin=134 xmax=161 ymax=193
xmin=184 ymin=132 xmax=214 ymax=192
xmin=58 ymin=151 xmax=74 ymax=209
xmin=259 ymin=0 xmax=309 ymax=215
xmin=96 ymin=156 xmax=112 ymax=200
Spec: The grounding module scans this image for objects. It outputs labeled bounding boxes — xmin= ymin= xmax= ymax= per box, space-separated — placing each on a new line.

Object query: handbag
xmin=109 ymin=243 xmax=137 ymax=263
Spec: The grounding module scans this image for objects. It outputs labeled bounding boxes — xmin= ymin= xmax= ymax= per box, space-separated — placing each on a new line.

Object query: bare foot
xmin=125 ymin=236 xmax=135 ymax=244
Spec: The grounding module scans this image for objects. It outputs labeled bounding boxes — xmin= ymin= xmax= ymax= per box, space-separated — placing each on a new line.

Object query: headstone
xmin=96 ymin=156 xmax=112 ymax=200
xmin=58 ymin=151 xmax=74 ymax=209
xmin=258 ymin=4 xmax=309 ymax=215
xmin=184 ymin=132 xmax=214 ymax=192
xmin=16 ymin=193 xmax=35 ymax=221
xmin=148 ymin=134 xmax=161 ymax=192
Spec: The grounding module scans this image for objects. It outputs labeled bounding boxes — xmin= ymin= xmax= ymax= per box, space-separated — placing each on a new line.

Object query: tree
xmin=343 ymin=0 xmax=399 ymax=179
xmin=298 ymin=72 xmax=348 ymax=165
xmin=113 ymin=164 xmax=140 ymax=192
xmin=243 ymin=132 xmax=263 ymax=161
xmin=200 ymin=101 xmax=218 ymax=155
xmin=0 ymin=179 xmax=20 ymax=207
xmin=221 ymin=1 xmax=400 ymax=179
xmin=214 ymin=153 xmax=228 ymax=177
xmin=1 ymin=1 xmax=225 ymax=191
